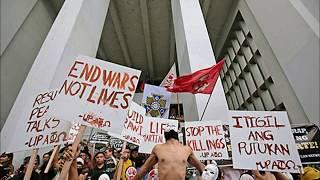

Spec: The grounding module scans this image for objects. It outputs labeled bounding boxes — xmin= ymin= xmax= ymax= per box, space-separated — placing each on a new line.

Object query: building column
xmin=171 ymin=0 xmax=229 ymax=121
xmin=1 ymin=0 xmax=110 ymax=152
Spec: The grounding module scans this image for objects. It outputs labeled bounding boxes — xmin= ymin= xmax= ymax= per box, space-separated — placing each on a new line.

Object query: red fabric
xmin=167 ymin=60 xmax=224 ymax=94
xmin=139 ymin=81 xmax=145 ymax=91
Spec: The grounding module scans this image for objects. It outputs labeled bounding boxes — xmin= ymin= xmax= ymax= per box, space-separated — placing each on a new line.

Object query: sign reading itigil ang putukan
xmin=185 ymin=120 xmax=228 ymax=161
xmin=229 ymin=111 xmax=302 ymax=173
xmin=48 ymin=55 xmax=141 ymax=134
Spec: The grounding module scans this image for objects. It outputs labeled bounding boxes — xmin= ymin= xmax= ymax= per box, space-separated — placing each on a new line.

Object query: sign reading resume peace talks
xmin=229 ymin=111 xmax=302 ymax=173
xmin=49 ymin=55 xmax=141 ymax=134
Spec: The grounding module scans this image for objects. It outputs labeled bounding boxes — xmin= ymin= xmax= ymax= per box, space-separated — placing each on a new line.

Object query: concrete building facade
xmin=1 ymin=0 xmax=319 ymax=133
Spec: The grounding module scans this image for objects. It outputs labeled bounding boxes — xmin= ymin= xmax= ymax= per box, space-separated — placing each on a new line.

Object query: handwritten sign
xmin=121 ymin=102 xmax=145 ymax=145
xmin=6 ymin=90 xmax=71 ymax=152
xmin=48 ymin=55 xmax=141 ymax=134
xmin=139 ymin=117 xmax=178 ymax=154
xmin=292 ymin=124 xmax=320 ymax=164
xmin=229 ymin=111 xmax=302 ymax=173
xmin=185 ymin=120 xmax=228 ymax=160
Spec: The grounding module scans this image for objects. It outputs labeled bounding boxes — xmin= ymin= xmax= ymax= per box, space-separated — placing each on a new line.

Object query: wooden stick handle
xmin=59 ymin=125 xmax=86 ymax=180
xmin=116 ymin=141 xmax=127 ymax=180
xmin=44 ymin=145 xmax=60 ymax=173
xmin=24 ymin=148 xmax=38 ymax=180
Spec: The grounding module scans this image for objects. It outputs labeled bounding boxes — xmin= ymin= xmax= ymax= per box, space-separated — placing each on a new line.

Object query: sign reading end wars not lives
xmin=229 ymin=111 xmax=302 ymax=173
xmin=48 ymin=55 xmax=141 ymax=134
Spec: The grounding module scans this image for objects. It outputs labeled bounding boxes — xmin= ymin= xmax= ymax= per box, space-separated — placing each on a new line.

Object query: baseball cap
xmin=76 ymin=157 xmax=84 ymax=165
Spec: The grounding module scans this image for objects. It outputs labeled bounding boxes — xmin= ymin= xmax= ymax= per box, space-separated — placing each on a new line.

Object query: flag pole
xmin=200 ymin=92 xmax=213 ymax=121
xmin=176 ymin=93 xmax=181 ymax=117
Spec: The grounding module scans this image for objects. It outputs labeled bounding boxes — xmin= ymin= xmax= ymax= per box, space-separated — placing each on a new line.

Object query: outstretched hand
xmin=63 ymin=145 xmax=80 ymax=162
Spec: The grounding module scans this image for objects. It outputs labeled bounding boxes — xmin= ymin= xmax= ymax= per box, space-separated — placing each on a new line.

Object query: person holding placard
xmin=133 ymin=127 xmax=205 ymax=180
xmin=114 ymin=146 xmax=133 ymax=180
xmin=10 ymin=156 xmax=41 ymax=180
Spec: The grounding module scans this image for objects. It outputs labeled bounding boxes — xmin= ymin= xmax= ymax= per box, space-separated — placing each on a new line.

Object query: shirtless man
xmin=133 ymin=128 xmax=205 ymax=180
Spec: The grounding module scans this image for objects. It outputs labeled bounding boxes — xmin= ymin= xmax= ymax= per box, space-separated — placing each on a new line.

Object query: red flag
xmin=166 ymin=60 xmax=224 ymax=94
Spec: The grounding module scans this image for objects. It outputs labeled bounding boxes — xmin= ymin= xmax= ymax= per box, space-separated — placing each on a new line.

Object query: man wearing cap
xmin=133 ymin=126 xmax=205 ymax=180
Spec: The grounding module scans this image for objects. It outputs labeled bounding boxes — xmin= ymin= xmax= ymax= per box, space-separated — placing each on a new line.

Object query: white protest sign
xmin=6 ymin=90 xmax=71 ymax=152
xmin=139 ymin=117 xmax=178 ymax=154
xmin=68 ymin=122 xmax=81 ymax=143
xmin=48 ymin=55 xmax=141 ymax=134
xmin=95 ymin=102 xmax=145 ymax=145
xmin=229 ymin=111 xmax=302 ymax=173
xmin=185 ymin=120 xmax=228 ymax=160
xmin=121 ymin=102 xmax=145 ymax=145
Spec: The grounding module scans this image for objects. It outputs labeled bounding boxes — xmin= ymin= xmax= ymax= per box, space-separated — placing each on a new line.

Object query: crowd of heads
xmin=1 ymin=140 xmax=320 ymax=180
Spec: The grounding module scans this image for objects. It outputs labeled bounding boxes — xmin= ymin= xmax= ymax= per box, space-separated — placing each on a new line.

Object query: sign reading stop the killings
xmin=48 ymin=55 xmax=141 ymax=134
xmin=185 ymin=120 xmax=228 ymax=160
xmin=229 ymin=111 xmax=302 ymax=173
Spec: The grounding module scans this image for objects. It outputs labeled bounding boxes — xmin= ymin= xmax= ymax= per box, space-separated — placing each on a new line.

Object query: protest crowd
xmin=1 ymin=55 xmax=319 ymax=180
xmin=1 ymin=139 xmax=320 ymax=180
xmin=1 ymin=118 xmax=319 ymax=180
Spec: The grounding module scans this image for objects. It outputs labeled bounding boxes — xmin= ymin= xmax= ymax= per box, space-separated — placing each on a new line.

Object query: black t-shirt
xmin=87 ymin=163 xmax=114 ymax=180
xmin=10 ymin=171 xmax=41 ymax=180
xmin=104 ymin=157 xmax=116 ymax=177
xmin=0 ymin=165 xmax=9 ymax=179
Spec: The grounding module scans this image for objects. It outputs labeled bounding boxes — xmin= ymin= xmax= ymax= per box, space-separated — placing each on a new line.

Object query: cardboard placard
xmin=229 ymin=111 xmax=302 ymax=173
xmin=48 ymin=55 xmax=141 ymax=134
xmin=121 ymin=102 xmax=145 ymax=145
xmin=6 ymin=90 xmax=71 ymax=152
xmin=139 ymin=117 xmax=178 ymax=154
xmin=185 ymin=120 xmax=228 ymax=160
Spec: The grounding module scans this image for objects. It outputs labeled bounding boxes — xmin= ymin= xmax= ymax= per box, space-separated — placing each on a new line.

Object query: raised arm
xmin=133 ymin=147 xmax=158 ymax=180
xmin=187 ymin=148 xmax=205 ymax=174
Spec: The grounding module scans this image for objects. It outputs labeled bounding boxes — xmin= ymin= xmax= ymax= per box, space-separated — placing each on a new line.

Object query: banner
xmin=48 ymin=55 xmax=141 ymax=134
xmin=6 ymin=89 xmax=71 ymax=152
xmin=142 ymin=84 xmax=171 ymax=118
xmin=89 ymin=131 xmax=110 ymax=144
xmin=185 ymin=120 xmax=228 ymax=160
xmin=139 ymin=117 xmax=178 ymax=154
xmin=229 ymin=111 xmax=302 ymax=173
xmin=292 ymin=124 xmax=320 ymax=164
